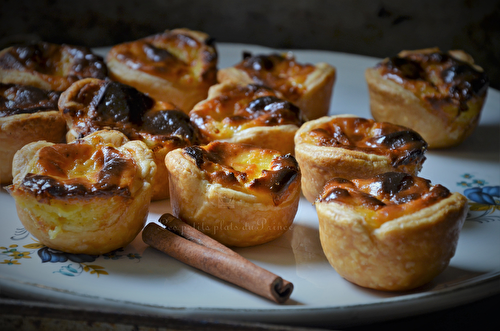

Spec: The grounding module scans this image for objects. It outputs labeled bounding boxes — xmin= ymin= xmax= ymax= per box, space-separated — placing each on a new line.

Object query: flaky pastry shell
xmin=0 ymin=42 xmax=107 ymax=92
xmin=217 ymin=52 xmax=335 ymax=120
xmin=190 ymin=82 xmax=305 ymax=155
xmin=7 ymin=130 xmax=156 ymax=255
xmin=165 ymin=141 xmax=301 ymax=247
xmin=106 ymin=28 xmax=218 ymax=113
xmin=365 ymin=48 xmax=488 ymax=149
xmin=316 ymin=190 xmax=467 ymax=291
xmin=1 ymin=110 xmax=66 ymax=184
xmin=294 ymin=115 xmax=427 ymax=202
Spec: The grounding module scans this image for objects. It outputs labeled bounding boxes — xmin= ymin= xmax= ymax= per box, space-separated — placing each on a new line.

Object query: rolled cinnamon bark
xmin=142 ymin=213 xmax=294 ymax=303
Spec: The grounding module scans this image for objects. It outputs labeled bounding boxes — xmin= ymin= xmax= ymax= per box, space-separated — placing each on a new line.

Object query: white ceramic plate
xmin=1 ymin=43 xmax=499 ymax=329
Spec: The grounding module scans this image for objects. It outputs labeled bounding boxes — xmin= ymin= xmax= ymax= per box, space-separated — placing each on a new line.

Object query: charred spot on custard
xmin=375 ymin=172 xmax=416 ymax=196
xmin=184 ymin=144 xmax=300 ymax=204
xmin=184 ymin=145 xmax=213 ymax=168
xmin=320 ymin=180 xmax=386 ymax=210
xmin=90 ymin=81 xmax=153 ymax=126
xmin=36 ymin=142 xmax=92 ymax=177
xmin=0 ymin=83 xmax=60 ymax=117
xmin=236 ymin=52 xmax=315 ymax=101
xmin=248 ymin=154 xmax=300 ymax=205
xmin=63 ymin=80 xmax=197 ymax=143
xmin=142 ymin=109 xmax=196 ymax=139
xmin=19 ymin=173 xmax=131 ymax=202
xmin=319 ymin=172 xmax=451 ymax=216
xmin=21 ymin=142 xmax=137 ymax=201
xmin=378 ymin=51 xmax=489 ymax=112
xmin=221 ymin=94 xmax=304 ymax=127
xmin=304 ymin=117 xmax=427 ymax=167
xmin=112 ymin=30 xmax=216 ymax=80
xmin=190 ymin=84 xmax=304 ymax=139
xmin=241 ymin=52 xmax=276 ymax=71
xmin=0 ymin=42 xmax=107 ymax=80
xmin=143 ymin=43 xmax=174 ymax=62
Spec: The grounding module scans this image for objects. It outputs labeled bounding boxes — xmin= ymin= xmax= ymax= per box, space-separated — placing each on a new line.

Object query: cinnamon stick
xmin=142 ymin=213 xmax=294 ymax=303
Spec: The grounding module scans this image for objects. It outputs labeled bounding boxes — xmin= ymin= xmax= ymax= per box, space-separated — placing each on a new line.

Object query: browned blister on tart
xmin=58 ymin=78 xmax=198 ymax=200
xmin=0 ymin=41 xmax=107 ymax=92
xmin=190 ymin=82 xmax=305 ymax=154
xmin=165 ymin=141 xmax=301 ymax=247
xmin=366 ymin=47 xmax=489 ymax=149
xmin=0 ymin=83 xmax=66 ymax=184
xmin=218 ymin=52 xmax=335 ymax=120
xmin=6 ymin=130 xmax=156 ymax=255
xmin=106 ymin=28 xmax=218 ymax=113
xmin=294 ymin=115 xmax=427 ymax=202
xmin=315 ymin=172 xmax=468 ymax=291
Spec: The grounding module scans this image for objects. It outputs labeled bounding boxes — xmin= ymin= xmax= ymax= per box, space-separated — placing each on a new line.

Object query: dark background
xmin=1 ymin=0 xmax=499 ymax=89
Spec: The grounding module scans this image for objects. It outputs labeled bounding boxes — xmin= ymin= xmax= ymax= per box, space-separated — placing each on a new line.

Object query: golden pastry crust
xmin=190 ymin=82 xmax=305 ymax=154
xmin=366 ymin=47 xmax=489 ymax=149
xmin=217 ymin=52 xmax=336 ymax=120
xmin=165 ymin=141 xmax=301 ymax=247
xmin=58 ymin=78 xmax=198 ymax=200
xmin=0 ymin=83 xmax=66 ymax=184
xmin=106 ymin=28 xmax=218 ymax=113
xmin=315 ymin=172 xmax=468 ymax=291
xmin=0 ymin=42 xmax=107 ymax=92
xmin=6 ymin=130 xmax=156 ymax=255
xmin=294 ymin=115 xmax=427 ymax=202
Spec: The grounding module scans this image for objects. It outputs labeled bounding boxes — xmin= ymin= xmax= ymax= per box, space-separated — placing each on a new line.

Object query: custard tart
xmin=294 ymin=115 xmax=427 ymax=202
xmin=7 ymin=130 xmax=156 ymax=255
xmin=190 ymin=82 xmax=305 ymax=155
xmin=217 ymin=52 xmax=335 ymax=120
xmin=58 ymin=78 xmax=198 ymax=200
xmin=315 ymin=172 xmax=468 ymax=291
xmin=0 ymin=41 xmax=107 ymax=92
xmin=366 ymin=47 xmax=489 ymax=148
xmin=165 ymin=141 xmax=301 ymax=247
xmin=0 ymin=83 xmax=66 ymax=184
xmin=106 ymin=28 xmax=218 ymax=112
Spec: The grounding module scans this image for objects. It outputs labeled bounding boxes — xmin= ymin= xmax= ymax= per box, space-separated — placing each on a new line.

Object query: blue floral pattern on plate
xmin=1 ymin=234 xmax=141 ymax=277
xmin=459 ymin=174 xmax=500 ymax=223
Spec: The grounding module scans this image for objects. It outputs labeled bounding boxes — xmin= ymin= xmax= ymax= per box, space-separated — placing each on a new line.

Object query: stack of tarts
xmin=1 ymin=32 xmax=488 ymax=294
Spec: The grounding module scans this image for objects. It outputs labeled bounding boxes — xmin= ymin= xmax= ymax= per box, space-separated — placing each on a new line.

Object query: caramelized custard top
xmin=108 ymin=29 xmax=217 ymax=83
xmin=0 ymin=83 xmax=60 ymax=117
xmin=300 ymin=117 xmax=427 ymax=167
xmin=0 ymin=42 xmax=107 ymax=89
xmin=183 ymin=141 xmax=300 ymax=205
xmin=235 ymin=52 xmax=315 ymax=102
xmin=377 ymin=50 xmax=489 ymax=113
xmin=190 ymin=84 xmax=305 ymax=141
xmin=16 ymin=139 xmax=137 ymax=201
xmin=60 ymin=79 xmax=197 ymax=146
xmin=318 ymin=172 xmax=451 ymax=228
